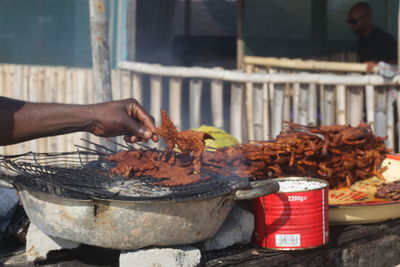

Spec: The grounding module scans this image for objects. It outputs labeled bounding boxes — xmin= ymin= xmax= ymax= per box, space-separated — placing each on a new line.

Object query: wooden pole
xmin=271 ymin=84 xmax=285 ymax=138
xmin=262 ymin=82 xmax=270 ymax=140
xmin=210 ymin=77 xmax=224 ymax=130
xmin=365 ymin=85 xmax=375 ymax=129
xmin=336 ymin=84 xmax=346 ymax=125
xmin=292 ymin=83 xmax=300 ymax=123
xmin=89 ymin=0 xmax=113 ymax=103
xmin=308 ymin=84 xmax=317 ymax=126
xmin=150 ymin=75 xmax=163 ymax=126
xmin=283 ymin=83 xmax=291 ymax=122
xmin=375 ymin=87 xmax=387 ymax=137
xmin=387 ymin=88 xmax=395 ymax=149
xmin=398 ymin=0 xmax=400 ymax=65
xmin=132 ymin=73 xmax=143 ymax=103
xmin=321 ymin=85 xmax=335 ymax=125
xmin=236 ymin=0 xmax=244 ymax=69
xmin=298 ymin=84 xmax=309 ymax=125
xmin=231 ymin=82 xmax=244 ymax=142
xmin=347 ymin=86 xmax=364 ymax=126
xmin=121 ymin=70 xmax=132 ymax=99
xmin=253 ymin=82 xmax=263 ymax=140
xmin=89 ymin=0 xmax=114 ymax=150
xmin=243 ymin=56 xmax=372 ymax=73
xmin=245 ymin=65 xmax=254 ymax=141
xmin=119 ymin=61 xmax=400 ymax=86
xmin=112 ymin=70 xmax=122 ymax=100
xmin=169 ymin=77 xmax=183 ymax=130
xmin=189 ymin=79 xmax=203 ymax=129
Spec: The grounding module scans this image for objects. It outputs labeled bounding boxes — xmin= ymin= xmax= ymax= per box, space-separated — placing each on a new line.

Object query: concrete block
xmin=120 ymin=246 xmax=201 ymax=267
xmin=26 ymin=223 xmax=80 ymax=262
xmin=202 ymin=206 xmax=254 ymax=251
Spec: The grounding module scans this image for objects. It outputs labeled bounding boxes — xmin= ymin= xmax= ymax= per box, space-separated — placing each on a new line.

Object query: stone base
xmin=203 ymin=206 xmax=254 ymax=251
xmin=120 ymin=246 xmax=201 ymax=267
xmin=25 ymin=223 xmax=80 ymax=262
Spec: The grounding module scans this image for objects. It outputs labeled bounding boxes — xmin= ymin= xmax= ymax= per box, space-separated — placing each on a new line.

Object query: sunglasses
xmin=346 ymin=15 xmax=366 ymax=25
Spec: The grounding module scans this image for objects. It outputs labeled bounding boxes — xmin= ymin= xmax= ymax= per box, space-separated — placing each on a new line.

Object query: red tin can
xmin=253 ymin=177 xmax=329 ymax=250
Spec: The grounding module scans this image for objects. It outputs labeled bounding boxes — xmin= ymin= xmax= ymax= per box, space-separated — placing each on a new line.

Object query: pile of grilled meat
xmin=107 ymin=110 xmax=390 ymax=189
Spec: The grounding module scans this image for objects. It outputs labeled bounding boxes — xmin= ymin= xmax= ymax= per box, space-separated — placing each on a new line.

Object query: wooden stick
xmin=236 ymin=0 xmax=244 ymax=69
xmin=211 ymin=78 xmax=224 ymax=130
xmin=121 ymin=70 xmax=132 ymax=99
xmin=243 ymin=56 xmax=371 ymax=73
xmin=335 ymin=84 xmax=346 ymax=125
xmin=322 ymin=85 xmax=335 ymax=125
xmin=169 ymin=77 xmax=182 ymax=130
xmin=132 ymin=73 xmax=143 ymax=103
xmin=245 ymin=65 xmax=254 ymax=140
xmin=262 ymin=82 xmax=270 ymax=140
xmin=271 ymin=84 xmax=285 ymax=138
xmin=230 ymin=82 xmax=244 ymax=142
xmin=189 ymin=79 xmax=203 ymax=129
xmin=374 ymin=87 xmax=387 ymax=137
xmin=119 ymin=61 xmax=400 ymax=85
xmin=283 ymin=83 xmax=291 ymax=122
xmin=387 ymin=88 xmax=395 ymax=149
xmin=308 ymin=84 xmax=317 ymax=126
xmin=319 ymin=85 xmax=326 ymax=124
xmin=253 ymin=82 xmax=263 ymax=140
xmin=365 ymin=85 xmax=374 ymax=129
xmin=298 ymin=84 xmax=309 ymax=125
xmin=150 ymin=75 xmax=162 ymax=126
xmin=347 ymin=86 xmax=364 ymax=126
xmin=111 ymin=69 xmax=121 ymax=100
xmin=292 ymin=83 xmax=300 ymax=123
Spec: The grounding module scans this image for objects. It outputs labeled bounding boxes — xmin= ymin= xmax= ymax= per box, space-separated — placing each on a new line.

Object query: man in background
xmin=347 ymin=2 xmax=397 ymax=69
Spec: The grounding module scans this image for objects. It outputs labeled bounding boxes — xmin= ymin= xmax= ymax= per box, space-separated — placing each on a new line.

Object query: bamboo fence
xmin=1 ymin=59 xmax=400 ymax=156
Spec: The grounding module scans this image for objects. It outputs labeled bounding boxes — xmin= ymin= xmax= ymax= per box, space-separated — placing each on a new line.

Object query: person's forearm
xmin=0 ymin=97 xmax=94 ymax=145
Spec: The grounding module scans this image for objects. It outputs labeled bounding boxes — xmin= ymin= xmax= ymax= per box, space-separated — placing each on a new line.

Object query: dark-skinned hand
xmin=87 ymin=98 xmax=159 ymax=143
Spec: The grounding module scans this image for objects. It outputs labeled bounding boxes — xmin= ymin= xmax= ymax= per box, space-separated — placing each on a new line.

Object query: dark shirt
xmin=358 ymin=27 xmax=397 ymax=63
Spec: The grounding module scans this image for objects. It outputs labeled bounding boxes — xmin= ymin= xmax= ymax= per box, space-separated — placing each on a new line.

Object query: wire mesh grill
xmin=0 ymin=151 xmax=249 ymax=202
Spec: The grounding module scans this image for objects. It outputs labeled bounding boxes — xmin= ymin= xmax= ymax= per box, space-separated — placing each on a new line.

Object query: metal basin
xmin=16 ymin=180 xmax=278 ymax=250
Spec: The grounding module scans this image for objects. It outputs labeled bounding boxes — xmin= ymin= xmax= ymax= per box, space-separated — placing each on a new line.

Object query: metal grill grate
xmin=0 ymin=151 xmax=249 ymax=202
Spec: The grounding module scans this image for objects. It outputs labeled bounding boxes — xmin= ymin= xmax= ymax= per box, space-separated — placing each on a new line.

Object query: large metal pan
xmin=0 ymin=178 xmax=278 ymax=250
